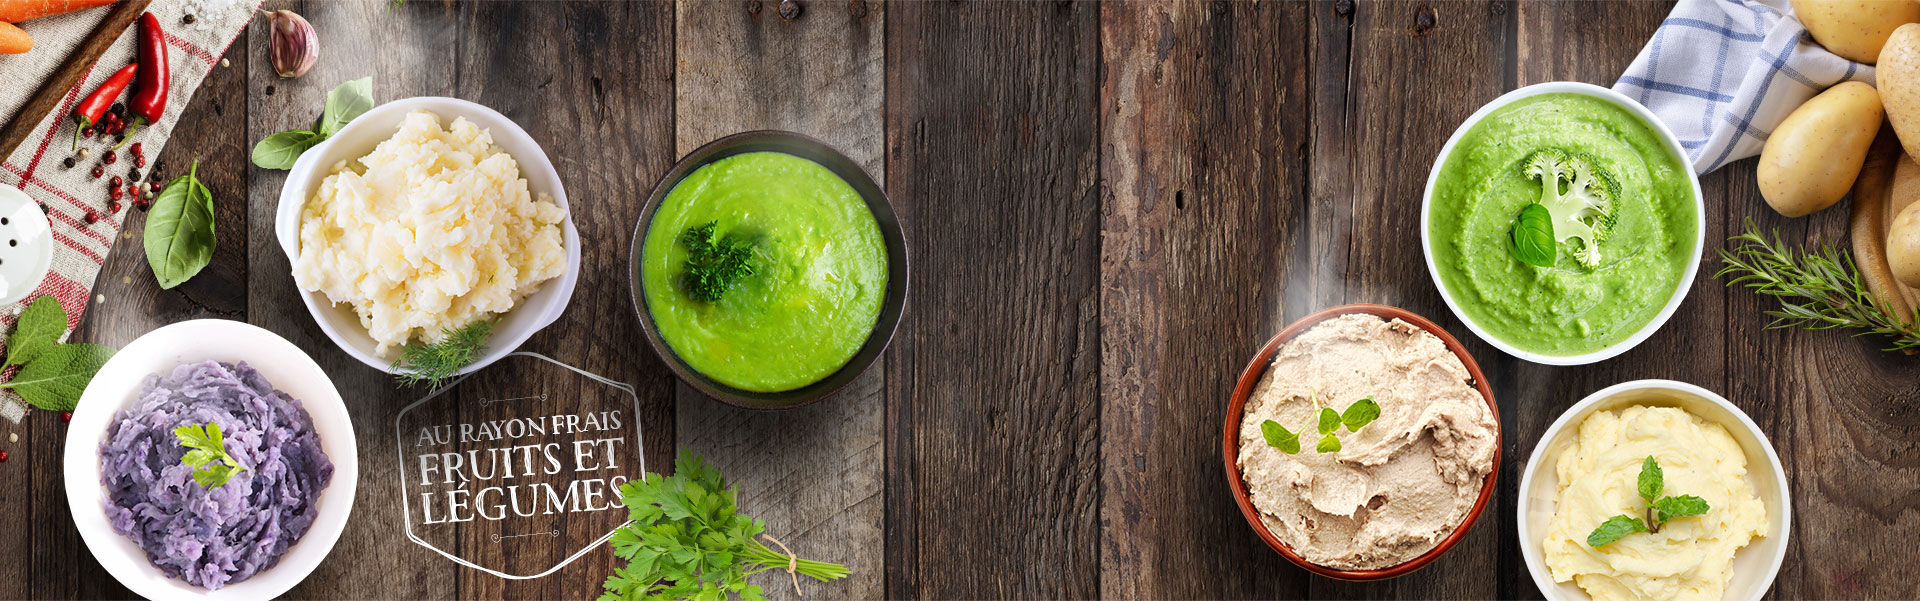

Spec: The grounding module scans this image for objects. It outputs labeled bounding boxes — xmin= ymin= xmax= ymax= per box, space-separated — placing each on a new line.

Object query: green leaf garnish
xmin=1315 ymin=434 xmax=1341 ymax=454
xmin=4 ymin=297 xmax=65 ymax=367
xmin=1316 ymin=407 xmax=1340 ymax=435
xmin=1260 ymin=419 xmax=1300 ymax=454
xmin=680 ymin=221 xmax=756 ymax=303
xmin=144 ymin=160 xmax=216 ymax=289
xmin=0 ymin=297 xmax=114 ymax=411
xmin=1652 ymin=494 xmax=1711 ymax=522
xmin=1511 ymin=202 xmax=1557 ymax=267
xmin=392 ymin=320 xmax=493 ymax=389
xmin=1341 ymin=397 xmax=1380 ymax=432
xmin=174 ymin=422 xmax=248 ymax=489
xmin=1585 ymin=514 xmax=1648 ymax=547
xmin=1638 ymin=456 xmax=1663 ymax=503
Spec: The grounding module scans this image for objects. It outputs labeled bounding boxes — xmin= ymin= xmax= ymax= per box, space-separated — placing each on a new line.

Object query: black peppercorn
xmin=128 ymin=169 xmax=141 ymax=182
xmin=182 ymin=13 xmax=195 ymax=24
xmin=62 ymin=157 xmax=75 ymax=169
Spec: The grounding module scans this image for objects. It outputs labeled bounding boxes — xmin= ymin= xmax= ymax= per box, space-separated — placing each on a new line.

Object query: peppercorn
xmin=61 ymin=411 xmax=71 ymax=423
xmin=109 ymin=187 xmax=122 ymax=200
xmin=81 ymin=127 xmax=94 ymax=138
xmin=62 ymin=157 xmax=75 ymax=169
xmin=134 ymin=156 xmax=146 ymax=168
xmin=83 ymin=211 xmax=97 ymax=224
xmin=128 ymin=170 xmax=141 ymax=182
xmin=110 ymin=175 xmax=122 ymax=187
xmin=149 ymin=181 xmax=162 ymax=192
xmin=130 ymin=142 xmax=143 ymax=156
xmin=1 ymin=450 xmax=8 ymax=462
xmin=182 ymin=13 xmax=195 ymax=24
xmin=78 ymin=147 xmax=91 ymax=158
xmin=150 ymin=159 xmax=165 ymax=172
xmin=103 ymin=151 xmax=116 ymax=165
xmin=90 ymin=165 xmax=104 ymax=178
xmin=110 ymin=201 xmax=122 ymax=213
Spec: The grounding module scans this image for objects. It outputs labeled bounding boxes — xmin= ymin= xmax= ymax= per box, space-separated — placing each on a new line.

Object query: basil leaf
xmin=1512 ymin=203 xmax=1556 ymax=267
xmin=1260 ymin=419 xmax=1300 ymax=454
xmin=5 ymin=297 xmax=67 ymax=367
xmin=1317 ymin=407 xmax=1340 ymax=435
xmin=1586 ymin=514 xmax=1648 ymax=547
xmin=1342 ymin=397 xmax=1380 ymax=432
xmin=250 ymin=129 xmax=322 ymax=169
xmin=318 ymin=76 xmax=374 ymax=137
xmin=144 ymin=161 xmax=217 ymax=289
xmin=0 ymin=343 xmax=114 ymax=411
xmin=1638 ymin=456 xmax=1663 ymax=503
xmin=1315 ymin=433 xmax=1342 ymax=454
xmin=1652 ymin=494 xmax=1711 ymax=522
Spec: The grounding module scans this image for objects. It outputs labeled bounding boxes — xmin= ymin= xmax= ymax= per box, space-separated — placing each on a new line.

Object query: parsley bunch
xmin=175 ymin=422 xmax=250 ymax=488
xmin=1587 ymin=457 xmax=1711 ymax=547
xmin=680 ymin=222 xmax=755 ymax=303
xmin=602 ymin=449 xmax=850 ymax=601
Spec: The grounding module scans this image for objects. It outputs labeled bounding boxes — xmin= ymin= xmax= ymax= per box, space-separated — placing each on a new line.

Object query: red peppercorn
xmin=110 ymin=175 xmax=123 ymax=187
xmin=61 ymin=411 xmax=71 ymax=423
xmin=90 ymin=165 xmax=104 ymax=178
xmin=110 ymin=201 xmax=122 ymax=213
xmin=81 ymin=126 xmax=95 ymax=137
xmin=83 ymin=211 xmax=97 ymax=224
xmin=103 ymin=151 xmax=116 ymax=165
xmin=130 ymin=142 xmax=143 ymax=156
xmin=149 ymin=181 xmax=162 ymax=192
xmin=134 ymin=156 xmax=146 ymax=168
xmin=126 ymin=185 xmax=139 ymax=200
xmin=0 ymin=450 xmax=8 ymax=462
xmin=109 ymin=187 xmax=122 ymax=200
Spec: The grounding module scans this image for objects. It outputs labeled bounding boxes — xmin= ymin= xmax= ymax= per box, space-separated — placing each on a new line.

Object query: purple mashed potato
xmin=99 ymin=360 xmax=333 ymax=590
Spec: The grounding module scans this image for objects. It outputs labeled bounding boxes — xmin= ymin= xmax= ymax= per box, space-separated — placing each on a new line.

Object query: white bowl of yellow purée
xmin=273 ymin=97 xmax=580 ymax=378
xmin=1517 ymin=380 xmax=1789 ymax=601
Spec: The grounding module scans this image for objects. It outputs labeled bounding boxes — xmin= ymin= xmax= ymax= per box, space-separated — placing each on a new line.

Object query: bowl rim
xmin=1220 ymin=303 xmax=1502 ymax=580
xmin=1418 ymin=80 xmax=1706 ymax=366
xmin=62 ymin=319 xmax=358 ymax=600
xmin=272 ymin=95 xmax=582 ymax=378
xmin=627 ymin=130 xmax=910 ymax=410
xmin=1512 ymin=379 xmax=1792 ymax=601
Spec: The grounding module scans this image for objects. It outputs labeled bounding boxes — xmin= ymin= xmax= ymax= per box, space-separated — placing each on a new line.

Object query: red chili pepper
xmin=116 ymin=12 xmax=169 ymax=150
xmin=71 ymin=63 xmax=137 ymax=151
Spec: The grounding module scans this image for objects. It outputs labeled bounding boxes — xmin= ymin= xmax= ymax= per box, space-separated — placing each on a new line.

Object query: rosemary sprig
xmin=1716 ymin=219 xmax=1920 ymax=351
xmin=391 ymin=320 xmax=494 ymax=389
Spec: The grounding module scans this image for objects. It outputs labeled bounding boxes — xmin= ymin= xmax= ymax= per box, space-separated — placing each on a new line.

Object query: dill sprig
xmin=391 ymin=320 xmax=494 ymax=389
xmin=1716 ymin=219 xmax=1920 ymax=352
xmin=680 ymin=221 xmax=755 ymax=302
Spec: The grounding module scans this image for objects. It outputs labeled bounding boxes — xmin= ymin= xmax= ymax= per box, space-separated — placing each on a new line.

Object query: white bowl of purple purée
xmin=63 ymin=320 xmax=357 ymax=600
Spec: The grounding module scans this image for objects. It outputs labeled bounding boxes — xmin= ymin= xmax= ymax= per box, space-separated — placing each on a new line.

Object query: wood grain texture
xmin=1098 ymin=1 xmax=1310 ymax=598
xmin=885 ymin=1 xmax=1103 ymax=597
xmin=673 ymin=0 xmax=885 ymax=599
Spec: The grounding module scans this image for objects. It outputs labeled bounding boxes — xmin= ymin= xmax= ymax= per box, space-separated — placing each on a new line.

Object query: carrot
xmin=0 ymin=21 xmax=32 ymax=54
xmin=0 ymin=0 xmax=117 ymax=23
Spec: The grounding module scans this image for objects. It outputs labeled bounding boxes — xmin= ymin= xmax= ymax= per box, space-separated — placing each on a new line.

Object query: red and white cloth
xmin=0 ymin=0 xmax=256 ymax=421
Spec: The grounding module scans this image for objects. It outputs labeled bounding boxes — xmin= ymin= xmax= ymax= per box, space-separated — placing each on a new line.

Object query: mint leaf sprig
xmin=1586 ymin=456 xmax=1712 ymax=547
xmin=1260 ymin=393 xmax=1381 ymax=456
xmin=175 ymin=422 xmax=249 ymax=489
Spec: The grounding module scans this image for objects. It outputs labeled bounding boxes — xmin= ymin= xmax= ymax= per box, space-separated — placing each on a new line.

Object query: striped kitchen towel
xmin=0 ymin=0 xmax=258 ymax=422
xmin=1616 ymin=0 xmax=1874 ymax=174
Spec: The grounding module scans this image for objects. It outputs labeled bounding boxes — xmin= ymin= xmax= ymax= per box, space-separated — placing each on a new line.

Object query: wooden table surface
xmin=2 ymin=0 xmax=1914 ymax=599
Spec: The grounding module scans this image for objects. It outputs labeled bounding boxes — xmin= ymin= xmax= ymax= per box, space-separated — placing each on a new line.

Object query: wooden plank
xmin=1304 ymin=0 xmax=1510 ymax=597
xmin=246 ymin=1 xmax=459 ymax=597
xmin=672 ymin=0 xmax=885 ymax=599
xmin=885 ymin=1 xmax=1103 ymax=597
xmin=1098 ymin=1 xmax=1312 ymax=598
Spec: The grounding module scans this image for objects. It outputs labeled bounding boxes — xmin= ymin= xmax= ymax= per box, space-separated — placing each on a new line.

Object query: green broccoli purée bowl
xmin=1421 ymin=82 xmax=1703 ymax=365
xmin=630 ymin=131 xmax=908 ymax=409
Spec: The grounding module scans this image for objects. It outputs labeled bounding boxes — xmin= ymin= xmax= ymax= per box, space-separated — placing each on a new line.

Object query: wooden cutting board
xmin=1849 ymin=128 xmax=1920 ymax=325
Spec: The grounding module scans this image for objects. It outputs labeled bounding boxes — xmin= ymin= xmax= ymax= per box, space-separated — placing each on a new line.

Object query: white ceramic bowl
xmin=273 ymin=96 xmax=581 ymax=377
xmin=1516 ymin=380 xmax=1790 ymax=601
xmin=1420 ymin=81 xmax=1705 ymax=365
xmin=63 ymin=320 xmax=358 ymax=601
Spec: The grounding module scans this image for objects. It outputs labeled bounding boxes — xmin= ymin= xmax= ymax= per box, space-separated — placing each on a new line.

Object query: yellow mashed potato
xmin=1544 ymin=405 xmax=1768 ymax=601
xmin=293 ymin=110 xmax=566 ymax=355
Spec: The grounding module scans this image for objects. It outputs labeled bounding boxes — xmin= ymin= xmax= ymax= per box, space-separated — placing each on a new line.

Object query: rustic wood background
xmin=1 ymin=0 xmax=1912 ymax=598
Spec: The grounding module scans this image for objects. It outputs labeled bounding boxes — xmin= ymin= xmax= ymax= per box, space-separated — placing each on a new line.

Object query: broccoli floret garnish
xmin=1518 ymin=148 xmax=1619 ymax=269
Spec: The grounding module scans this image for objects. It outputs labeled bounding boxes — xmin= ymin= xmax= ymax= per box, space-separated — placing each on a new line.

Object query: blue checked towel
xmin=1616 ymin=0 xmax=1875 ymax=174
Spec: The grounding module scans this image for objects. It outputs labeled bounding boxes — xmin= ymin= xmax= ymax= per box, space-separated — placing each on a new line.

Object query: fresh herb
xmin=1316 ymin=407 xmax=1340 ymax=435
xmin=144 ymin=159 xmax=216 ymax=289
xmin=250 ymin=77 xmax=374 ymax=169
xmin=1315 ymin=434 xmax=1342 ymax=453
xmin=1260 ymin=419 xmax=1300 ymax=454
xmin=391 ymin=320 xmax=493 ymax=389
xmin=601 ymin=448 xmax=850 ymax=601
xmin=1718 ymin=220 xmax=1920 ymax=351
xmin=1341 ymin=397 xmax=1380 ymax=431
xmin=174 ymin=422 xmax=249 ymax=488
xmin=0 ymin=297 xmax=115 ymax=411
xmin=1586 ymin=457 xmax=1712 ymax=547
xmin=680 ymin=221 xmax=756 ymax=303
xmin=1511 ymin=203 xmax=1557 ymax=267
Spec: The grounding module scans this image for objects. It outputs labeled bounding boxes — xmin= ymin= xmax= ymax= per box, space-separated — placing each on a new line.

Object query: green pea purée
xmin=641 ymin=152 xmax=888 ymax=392
xmin=1428 ymin=93 xmax=1697 ymax=356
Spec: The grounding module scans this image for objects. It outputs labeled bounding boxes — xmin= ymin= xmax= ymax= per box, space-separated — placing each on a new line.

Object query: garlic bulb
xmin=267 ymin=10 xmax=317 ymax=78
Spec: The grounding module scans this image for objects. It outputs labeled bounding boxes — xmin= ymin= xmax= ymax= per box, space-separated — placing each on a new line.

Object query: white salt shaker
xmin=0 ymin=184 xmax=53 ymax=306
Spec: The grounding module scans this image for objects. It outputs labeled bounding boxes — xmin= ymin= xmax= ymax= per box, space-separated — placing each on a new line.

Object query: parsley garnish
xmin=175 ymin=422 xmax=249 ymax=489
xmin=391 ymin=320 xmax=492 ymax=389
xmin=1587 ymin=456 xmax=1712 ymax=547
xmin=680 ymin=221 xmax=755 ymax=303
xmin=602 ymin=448 xmax=850 ymax=601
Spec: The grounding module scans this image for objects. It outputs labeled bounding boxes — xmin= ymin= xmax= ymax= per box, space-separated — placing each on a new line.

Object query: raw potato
xmin=1758 ymin=81 xmax=1885 ymax=217
xmin=1880 ymin=23 xmax=1920 ymax=157
xmin=1794 ymin=0 xmax=1920 ymax=64
xmin=1890 ymin=198 xmax=1920 ymax=287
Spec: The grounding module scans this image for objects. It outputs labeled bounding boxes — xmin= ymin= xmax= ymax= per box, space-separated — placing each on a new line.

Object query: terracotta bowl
xmin=1221 ymin=303 xmax=1502 ymax=580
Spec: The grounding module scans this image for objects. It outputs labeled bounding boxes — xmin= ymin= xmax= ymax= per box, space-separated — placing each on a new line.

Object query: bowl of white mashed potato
xmin=274 ymin=97 xmax=580 ymax=379
xmin=1517 ymin=380 xmax=1789 ymax=601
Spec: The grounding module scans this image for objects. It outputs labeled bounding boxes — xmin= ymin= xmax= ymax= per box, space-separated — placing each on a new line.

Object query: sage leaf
xmin=318 ymin=76 xmax=374 ymax=137
xmin=0 ymin=343 xmax=114 ymax=411
xmin=250 ymin=129 xmax=322 ymax=169
xmin=1512 ymin=203 xmax=1556 ymax=267
xmin=145 ymin=161 xmax=216 ymax=289
xmin=1315 ymin=433 xmax=1342 ymax=454
xmin=1652 ymin=494 xmax=1711 ymax=523
xmin=1342 ymin=397 xmax=1381 ymax=432
xmin=1586 ymin=514 xmax=1648 ymax=547
xmin=1317 ymin=407 xmax=1340 ymax=435
xmin=1260 ymin=419 xmax=1300 ymax=454
xmin=1638 ymin=456 xmax=1663 ymax=504
xmin=5 ymin=297 xmax=66 ymax=367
